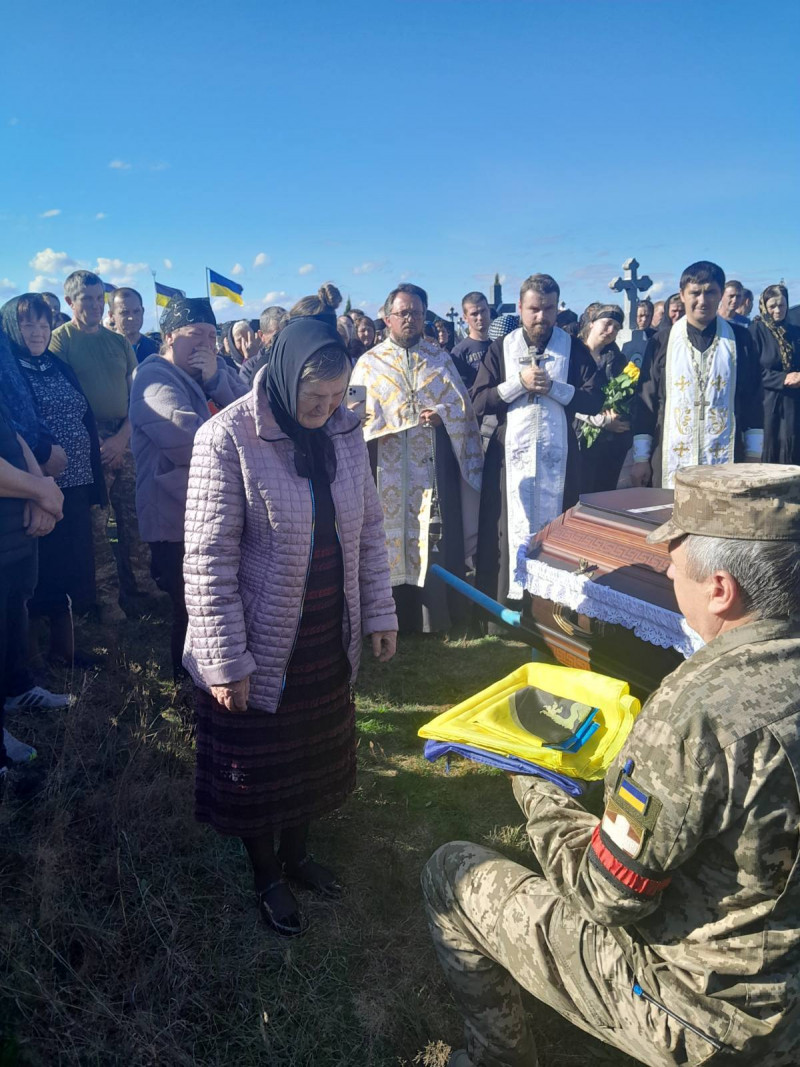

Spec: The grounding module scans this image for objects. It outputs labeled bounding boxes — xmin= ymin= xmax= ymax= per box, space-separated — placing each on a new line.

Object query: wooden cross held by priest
xmin=609 ymin=258 xmax=653 ymax=331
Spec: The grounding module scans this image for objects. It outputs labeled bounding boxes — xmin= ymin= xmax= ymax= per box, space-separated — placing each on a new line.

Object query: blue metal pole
xmin=429 ymin=565 xmax=523 ymax=629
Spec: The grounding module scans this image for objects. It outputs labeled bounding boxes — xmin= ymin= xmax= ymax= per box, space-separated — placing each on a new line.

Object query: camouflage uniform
xmin=424 ymin=618 xmax=800 ymax=1066
xmin=423 ymin=464 xmax=800 ymax=1067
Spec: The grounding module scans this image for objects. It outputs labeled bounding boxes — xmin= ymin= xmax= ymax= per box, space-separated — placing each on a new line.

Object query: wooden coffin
xmin=521 ymin=488 xmax=684 ymax=700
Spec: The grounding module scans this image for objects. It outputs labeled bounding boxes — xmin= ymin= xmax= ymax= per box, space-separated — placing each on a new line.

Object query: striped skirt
xmin=194 ymin=531 xmax=355 ymax=838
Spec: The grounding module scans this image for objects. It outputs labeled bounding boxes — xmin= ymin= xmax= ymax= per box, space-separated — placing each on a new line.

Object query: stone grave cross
xmin=609 ymin=257 xmax=653 ymax=331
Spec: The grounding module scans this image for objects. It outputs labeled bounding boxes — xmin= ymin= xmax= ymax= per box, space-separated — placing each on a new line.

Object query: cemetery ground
xmin=0 ymin=607 xmax=640 ymax=1067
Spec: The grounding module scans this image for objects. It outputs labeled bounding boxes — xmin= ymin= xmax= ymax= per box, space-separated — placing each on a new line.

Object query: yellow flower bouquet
xmin=579 ymin=361 xmax=641 ymax=448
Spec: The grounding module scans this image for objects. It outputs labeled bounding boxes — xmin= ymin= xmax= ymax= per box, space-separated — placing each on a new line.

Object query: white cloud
xmin=29 ymin=248 xmax=77 ymax=275
xmin=95 ymin=212 xmax=107 ymax=220
xmin=0 ymin=278 xmax=17 ymax=299
xmin=298 ymin=263 xmax=314 ymax=276
xmin=163 ymin=258 xmax=173 ymax=269
xmin=28 ymin=275 xmax=59 ymax=292
xmin=353 ymin=261 xmax=386 ymax=275
xmin=93 ymin=257 xmax=149 ymax=285
xmin=39 ymin=209 xmax=61 ymax=218
xmin=8 ymin=117 xmax=19 ymax=126
xmin=253 ymin=252 xmax=270 ymax=268
xmin=150 ymin=161 xmax=170 ymax=171
xmin=263 ymin=290 xmax=289 ymax=305
xmin=231 ymin=263 xmax=244 ymax=276
xmin=109 ymin=159 xmax=131 ymax=170
xmin=92 ymin=257 xmax=150 ymax=287
xmin=648 ymin=280 xmax=666 ymax=296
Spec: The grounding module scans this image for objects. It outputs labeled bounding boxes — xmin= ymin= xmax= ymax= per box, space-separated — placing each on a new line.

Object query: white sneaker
xmin=3 ymin=729 xmax=37 ymax=763
xmin=4 ymin=685 xmax=75 ymax=711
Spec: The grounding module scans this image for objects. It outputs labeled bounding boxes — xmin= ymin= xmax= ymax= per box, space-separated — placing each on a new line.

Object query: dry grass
xmin=0 ymin=613 xmax=640 ymax=1066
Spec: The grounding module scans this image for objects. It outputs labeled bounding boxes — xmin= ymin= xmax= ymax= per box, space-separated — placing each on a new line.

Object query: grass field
xmin=0 ymin=610 xmax=639 ymax=1066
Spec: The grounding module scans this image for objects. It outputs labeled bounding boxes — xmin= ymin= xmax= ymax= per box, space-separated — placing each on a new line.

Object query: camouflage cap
xmin=647 ymin=463 xmax=800 ymax=544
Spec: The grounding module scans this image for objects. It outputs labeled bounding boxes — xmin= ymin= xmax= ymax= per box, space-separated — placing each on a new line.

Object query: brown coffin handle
xmin=551 ymin=558 xmax=604 ymax=639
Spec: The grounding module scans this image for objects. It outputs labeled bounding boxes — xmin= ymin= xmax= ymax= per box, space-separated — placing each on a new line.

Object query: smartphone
xmin=347 ymin=385 xmax=366 ymax=405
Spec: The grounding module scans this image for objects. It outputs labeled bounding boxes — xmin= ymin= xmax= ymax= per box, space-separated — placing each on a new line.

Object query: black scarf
xmin=264 ymin=318 xmax=346 ymax=483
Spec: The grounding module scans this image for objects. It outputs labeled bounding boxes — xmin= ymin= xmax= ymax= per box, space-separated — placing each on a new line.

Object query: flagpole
xmin=151 ymin=269 xmax=158 ymax=330
xmin=205 ymin=267 xmax=210 ymax=301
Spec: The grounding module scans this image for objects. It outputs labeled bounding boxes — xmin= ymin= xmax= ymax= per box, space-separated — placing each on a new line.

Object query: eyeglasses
xmin=389 ymin=310 xmax=423 ymax=321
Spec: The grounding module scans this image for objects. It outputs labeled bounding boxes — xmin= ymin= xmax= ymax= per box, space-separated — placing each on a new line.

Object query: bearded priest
xmin=471 ymin=273 xmax=603 ymax=607
xmin=350 ymin=283 xmax=483 ymax=633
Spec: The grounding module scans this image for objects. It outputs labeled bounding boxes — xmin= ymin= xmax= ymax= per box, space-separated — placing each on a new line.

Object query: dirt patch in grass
xmin=0 ymin=616 xmax=640 ymax=1066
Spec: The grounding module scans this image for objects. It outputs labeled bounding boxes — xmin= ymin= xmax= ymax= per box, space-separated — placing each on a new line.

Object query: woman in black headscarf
xmin=183 ymin=317 xmax=397 ymax=937
xmin=657 ymin=293 xmax=684 ymax=332
xmin=751 ymin=284 xmax=800 ymax=464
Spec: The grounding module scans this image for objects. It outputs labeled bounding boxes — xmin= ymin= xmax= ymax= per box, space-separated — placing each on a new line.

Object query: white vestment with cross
xmin=661 ymin=316 xmax=736 ymax=489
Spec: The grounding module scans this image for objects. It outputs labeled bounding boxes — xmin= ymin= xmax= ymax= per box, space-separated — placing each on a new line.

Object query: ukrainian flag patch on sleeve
xmin=617 ymin=776 xmax=649 ymax=815
xmin=589 ymin=768 xmax=669 ymax=897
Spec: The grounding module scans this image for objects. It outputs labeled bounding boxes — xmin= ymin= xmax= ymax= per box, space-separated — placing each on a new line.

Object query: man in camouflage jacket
xmin=423 ymin=464 xmax=800 ymax=1067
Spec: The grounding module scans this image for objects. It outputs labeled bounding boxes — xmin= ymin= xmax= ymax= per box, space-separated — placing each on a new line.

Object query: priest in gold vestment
xmin=350 ymin=284 xmax=483 ymax=632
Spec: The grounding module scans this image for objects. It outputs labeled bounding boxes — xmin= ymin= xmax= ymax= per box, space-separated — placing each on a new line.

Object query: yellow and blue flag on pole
xmin=208 ymin=268 xmax=244 ymax=306
xmin=102 ymin=282 xmax=116 ymax=304
xmin=155 ymin=281 xmax=186 ymax=308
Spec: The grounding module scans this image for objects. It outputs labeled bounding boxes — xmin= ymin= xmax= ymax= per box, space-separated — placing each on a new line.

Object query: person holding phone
xmin=129 ymin=297 xmax=246 ymax=679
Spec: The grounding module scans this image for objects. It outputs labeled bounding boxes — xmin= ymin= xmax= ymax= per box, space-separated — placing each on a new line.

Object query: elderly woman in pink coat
xmin=183 ymin=317 xmax=397 ymax=937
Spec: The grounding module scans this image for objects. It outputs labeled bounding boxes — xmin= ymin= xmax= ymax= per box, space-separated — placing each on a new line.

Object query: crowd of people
xmin=0 ymin=258 xmax=799 ymax=1065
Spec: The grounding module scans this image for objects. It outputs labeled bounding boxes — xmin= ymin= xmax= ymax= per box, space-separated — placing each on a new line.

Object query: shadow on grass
xmin=0 ymin=617 xmax=640 ymax=1067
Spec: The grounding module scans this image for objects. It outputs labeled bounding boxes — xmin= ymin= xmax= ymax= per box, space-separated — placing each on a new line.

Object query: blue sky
xmin=1 ymin=0 xmax=798 ymax=330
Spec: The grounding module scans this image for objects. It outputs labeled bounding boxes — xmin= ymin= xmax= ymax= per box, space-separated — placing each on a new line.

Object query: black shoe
xmin=282 ymin=855 xmax=344 ymax=901
xmin=258 ymin=879 xmax=308 ymax=937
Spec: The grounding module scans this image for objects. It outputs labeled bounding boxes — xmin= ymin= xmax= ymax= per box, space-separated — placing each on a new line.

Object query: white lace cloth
xmin=518 ymin=552 xmax=703 ymax=658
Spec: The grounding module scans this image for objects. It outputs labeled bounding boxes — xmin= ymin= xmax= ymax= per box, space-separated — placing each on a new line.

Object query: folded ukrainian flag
xmin=208 ymin=268 xmax=244 ymax=306
xmin=419 ymin=663 xmax=640 ymax=782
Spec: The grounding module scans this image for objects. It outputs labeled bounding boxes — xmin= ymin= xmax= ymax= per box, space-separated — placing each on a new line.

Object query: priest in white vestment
xmin=632 ymin=261 xmax=763 ymax=489
xmin=350 ymin=283 xmax=483 ymax=632
xmin=471 ymin=274 xmax=603 ymax=606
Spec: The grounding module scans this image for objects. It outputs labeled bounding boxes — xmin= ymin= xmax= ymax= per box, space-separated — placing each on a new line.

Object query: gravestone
xmin=609 ymin=257 xmax=652 ymax=367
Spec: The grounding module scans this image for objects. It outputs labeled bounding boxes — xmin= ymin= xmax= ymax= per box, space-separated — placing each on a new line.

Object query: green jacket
xmin=513 ymin=616 xmax=800 ymax=1060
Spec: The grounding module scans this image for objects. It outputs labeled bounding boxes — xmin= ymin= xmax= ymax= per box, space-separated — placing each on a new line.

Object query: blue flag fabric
xmin=422 ymin=740 xmax=584 ymax=797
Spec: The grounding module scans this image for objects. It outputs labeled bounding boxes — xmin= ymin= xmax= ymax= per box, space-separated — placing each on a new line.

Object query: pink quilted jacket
xmin=182 ymin=367 xmax=397 ymax=712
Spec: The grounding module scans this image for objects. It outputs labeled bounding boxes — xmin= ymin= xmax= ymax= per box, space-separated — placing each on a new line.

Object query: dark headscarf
xmin=658 ymin=294 xmax=683 ymax=332
xmin=759 ymin=285 xmax=796 ymax=372
xmin=160 ymin=296 xmax=216 ymax=336
xmin=589 ymin=304 xmax=624 ymax=327
xmin=264 ymin=317 xmax=349 ymax=483
xmin=0 ymin=296 xmax=52 ymax=452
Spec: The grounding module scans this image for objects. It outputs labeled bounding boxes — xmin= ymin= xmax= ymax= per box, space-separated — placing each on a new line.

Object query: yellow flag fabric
xmin=208 ymin=269 xmax=244 ymax=306
xmin=419 ymin=663 xmax=640 ymax=781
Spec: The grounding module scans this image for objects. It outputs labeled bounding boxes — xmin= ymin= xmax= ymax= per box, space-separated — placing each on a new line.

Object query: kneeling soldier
xmin=423 ymin=464 xmax=800 ymax=1067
